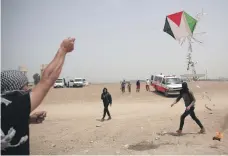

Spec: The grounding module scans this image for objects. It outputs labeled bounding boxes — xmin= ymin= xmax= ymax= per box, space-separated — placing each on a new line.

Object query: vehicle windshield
xmin=166 ymin=78 xmax=182 ymax=84
xmin=75 ymin=79 xmax=82 ymax=82
xmin=56 ymin=79 xmax=63 ymax=83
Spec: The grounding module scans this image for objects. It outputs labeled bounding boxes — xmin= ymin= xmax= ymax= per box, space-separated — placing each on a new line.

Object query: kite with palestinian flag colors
xmin=163 ymin=11 xmax=197 ymax=41
xmin=163 ymin=10 xmax=206 ymax=80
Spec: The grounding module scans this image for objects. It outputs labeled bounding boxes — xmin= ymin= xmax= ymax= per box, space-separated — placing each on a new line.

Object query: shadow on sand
xmin=151 ymin=91 xmax=179 ymax=98
xmin=128 ymin=141 xmax=159 ymax=151
xmin=96 ymin=119 xmax=110 ymax=122
xmin=128 ymin=141 xmax=176 ymax=151
xmin=157 ymin=131 xmax=199 ymax=137
xmin=166 ymin=132 xmax=198 ymax=136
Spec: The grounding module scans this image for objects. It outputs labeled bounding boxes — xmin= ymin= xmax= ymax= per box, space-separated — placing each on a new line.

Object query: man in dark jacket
xmin=101 ymin=88 xmax=112 ymax=121
xmin=171 ymin=82 xmax=205 ymax=135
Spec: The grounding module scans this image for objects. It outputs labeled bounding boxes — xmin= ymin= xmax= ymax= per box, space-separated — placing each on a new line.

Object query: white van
xmin=68 ymin=79 xmax=74 ymax=88
xmin=151 ymin=74 xmax=182 ymax=97
xmin=54 ymin=78 xmax=65 ymax=88
xmin=73 ymin=78 xmax=84 ymax=88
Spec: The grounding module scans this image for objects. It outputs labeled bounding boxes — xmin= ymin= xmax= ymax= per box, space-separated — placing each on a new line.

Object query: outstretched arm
xmin=171 ymin=94 xmax=182 ymax=107
xmin=30 ymin=38 xmax=75 ymax=112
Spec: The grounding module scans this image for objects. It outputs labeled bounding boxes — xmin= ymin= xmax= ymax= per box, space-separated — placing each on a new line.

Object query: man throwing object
xmin=171 ymin=82 xmax=205 ymax=135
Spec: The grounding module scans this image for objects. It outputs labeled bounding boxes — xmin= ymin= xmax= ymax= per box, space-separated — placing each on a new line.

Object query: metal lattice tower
xmin=18 ymin=66 xmax=28 ymax=77
xmin=40 ymin=64 xmax=48 ymax=77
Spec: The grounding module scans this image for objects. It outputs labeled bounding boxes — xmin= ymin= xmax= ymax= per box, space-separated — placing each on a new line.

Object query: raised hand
xmin=60 ymin=37 xmax=75 ymax=53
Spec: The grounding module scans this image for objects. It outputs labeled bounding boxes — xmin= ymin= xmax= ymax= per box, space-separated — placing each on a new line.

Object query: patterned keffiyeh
xmin=1 ymin=70 xmax=29 ymax=94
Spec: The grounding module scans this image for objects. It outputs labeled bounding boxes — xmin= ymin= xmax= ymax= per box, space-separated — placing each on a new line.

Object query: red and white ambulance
xmin=151 ymin=74 xmax=182 ymax=97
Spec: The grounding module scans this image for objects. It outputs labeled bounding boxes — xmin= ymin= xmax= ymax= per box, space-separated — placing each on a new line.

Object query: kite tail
xmin=192 ymin=37 xmax=203 ymax=44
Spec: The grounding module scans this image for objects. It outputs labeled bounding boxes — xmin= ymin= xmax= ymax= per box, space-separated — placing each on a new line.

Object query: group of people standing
xmin=120 ymin=79 xmax=151 ymax=93
xmin=120 ymin=80 xmax=131 ymax=93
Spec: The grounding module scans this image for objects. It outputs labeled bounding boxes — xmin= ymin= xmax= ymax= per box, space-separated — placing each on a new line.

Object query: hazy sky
xmin=1 ymin=0 xmax=228 ymax=82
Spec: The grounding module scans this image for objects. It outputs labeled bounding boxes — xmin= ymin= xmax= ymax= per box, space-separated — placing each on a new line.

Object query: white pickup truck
xmin=73 ymin=78 xmax=89 ymax=87
xmin=73 ymin=78 xmax=84 ymax=88
xmin=54 ymin=78 xmax=65 ymax=88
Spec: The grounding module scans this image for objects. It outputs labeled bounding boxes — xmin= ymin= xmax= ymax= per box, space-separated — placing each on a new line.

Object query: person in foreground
xmin=1 ymin=70 xmax=47 ymax=124
xmin=101 ymin=88 xmax=112 ymax=121
xmin=1 ymin=37 xmax=75 ymax=155
xmin=171 ymin=82 xmax=205 ymax=135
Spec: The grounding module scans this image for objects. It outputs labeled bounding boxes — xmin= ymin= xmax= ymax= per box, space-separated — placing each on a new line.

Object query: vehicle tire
xmin=155 ymin=86 xmax=158 ymax=92
xmin=164 ymin=91 xmax=169 ymax=97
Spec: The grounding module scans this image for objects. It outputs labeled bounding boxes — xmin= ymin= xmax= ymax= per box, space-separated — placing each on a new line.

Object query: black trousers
xmin=121 ymin=87 xmax=125 ymax=93
xmin=128 ymin=86 xmax=131 ymax=92
xmin=179 ymin=107 xmax=204 ymax=130
xmin=103 ymin=103 xmax=111 ymax=118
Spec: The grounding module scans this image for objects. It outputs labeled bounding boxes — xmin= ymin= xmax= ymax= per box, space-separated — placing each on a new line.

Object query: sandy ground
xmin=30 ymin=81 xmax=228 ymax=155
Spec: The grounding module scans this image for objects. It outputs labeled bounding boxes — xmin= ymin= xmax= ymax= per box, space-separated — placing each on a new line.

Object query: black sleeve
xmin=189 ymin=91 xmax=196 ymax=102
xmin=101 ymin=93 xmax=103 ymax=100
xmin=108 ymin=94 xmax=112 ymax=104
xmin=176 ymin=93 xmax=182 ymax=103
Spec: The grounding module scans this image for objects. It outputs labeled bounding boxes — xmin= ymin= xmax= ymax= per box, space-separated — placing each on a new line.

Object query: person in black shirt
xmin=1 ymin=90 xmax=31 ymax=155
xmin=136 ymin=80 xmax=140 ymax=92
xmin=127 ymin=82 xmax=131 ymax=93
xmin=171 ymin=82 xmax=205 ymax=135
xmin=101 ymin=88 xmax=112 ymax=121
xmin=1 ymin=37 xmax=75 ymax=155
xmin=1 ymin=70 xmax=47 ymax=124
xmin=120 ymin=80 xmax=126 ymax=93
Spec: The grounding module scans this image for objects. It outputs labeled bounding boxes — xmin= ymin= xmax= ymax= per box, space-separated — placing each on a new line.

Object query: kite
xmin=163 ymin=10 xmax=206 ymax=81
xmin=163 ymin=11 xmax=197 ymax=41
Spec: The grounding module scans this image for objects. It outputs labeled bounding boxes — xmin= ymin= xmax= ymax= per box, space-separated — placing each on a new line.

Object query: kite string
xmin=221 ymin=113 xmax=228 ymax=133
xmin=195 ymin=8 xmax=207 ymax=22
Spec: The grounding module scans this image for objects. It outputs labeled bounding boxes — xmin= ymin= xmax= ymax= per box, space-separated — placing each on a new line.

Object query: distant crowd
xmin=120 ymin=79 xmax=151 ymax=93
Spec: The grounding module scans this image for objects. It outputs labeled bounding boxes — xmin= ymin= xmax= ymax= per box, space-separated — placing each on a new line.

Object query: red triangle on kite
xmin=167 ymin=11 xmax=183 ymax=27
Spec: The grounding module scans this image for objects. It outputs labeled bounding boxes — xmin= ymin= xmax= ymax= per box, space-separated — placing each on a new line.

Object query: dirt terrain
xmin=30 ymin=81 xmax=228 ymax=155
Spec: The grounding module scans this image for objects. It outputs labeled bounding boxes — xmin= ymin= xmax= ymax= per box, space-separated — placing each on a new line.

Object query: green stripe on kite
xmin=184 ymin=12 xmax=197 ymax=33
